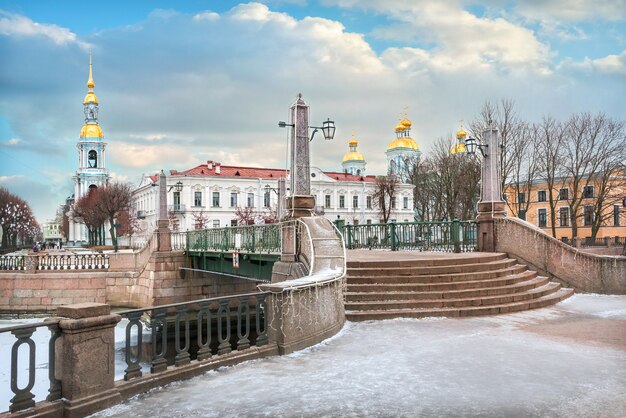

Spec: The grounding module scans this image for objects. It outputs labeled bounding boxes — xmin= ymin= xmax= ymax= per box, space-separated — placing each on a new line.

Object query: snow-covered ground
xmin=2 ymin=294 xmax=626 ymax=417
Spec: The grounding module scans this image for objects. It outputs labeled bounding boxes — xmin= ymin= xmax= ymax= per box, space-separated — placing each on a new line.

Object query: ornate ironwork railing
xmin=0 ymin=320 xmax=62 ymax=413
xmin=0 ymin=255 xmax=25 ymax=271
xmin=186 ymin=224 xmax=281 ymax=254
xmin=116 ymin=292 xmax=269 ymax=381
xmin=338 ymin=219 xmax=478 ymax=252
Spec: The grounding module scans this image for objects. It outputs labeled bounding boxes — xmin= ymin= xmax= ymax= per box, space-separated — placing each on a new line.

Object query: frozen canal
xmin=88 ymin=294 xmax=626 ymax=418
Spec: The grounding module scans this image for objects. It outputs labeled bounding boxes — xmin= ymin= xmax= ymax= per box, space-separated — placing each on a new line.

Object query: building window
xmin=584 ymin=205 xmax=594 ymax=226
xmin=230 ymin=192 xmax=238 ymax=208
xmin=537 ymin=190 xmax=546 ymax=202
xmin=353 ymin=220 xmax=359 ymax=225
xmin=213 ymin=220 xmax=220 ymax=228
xmin=366 ymin=196 xmax=372 ymax=209
xmin=518 ymin=192 xmax=526 ymax=204
xmin=339 ymin=195 xmax=345 ymax=209
xmin=366 ymin=219 xmax=372 ymax=224
xmin=559 ymin=188 xmax=569 ymax=200
xmin=88 ymin=150 xmax=98 ymax=168
xmin=194 ymin=191 xmax=202 ymax=207
xmin=212 ymin=192 xmax=220 ymax=207
xmin=352 ymin=196 xmax=358 ymax=208
xmin=391 ymin=198 xmax=396 ymax=209
xmin=614 ymin=205 xmax=621 ymax=226
xmin=518 ymin=210 xmax=526 ymax=221
xmin=559 ymin=207 xmax=569 ymax=227
xmin=264 ymin=191 xmax=270 ymax=208
xmin=247 ymin=193 xmax=254 ymax=208
xmin=173 ymin=191 xmax=181 ymax=211
xmin=324 ymin=195 xmax=330 ymax=208
xmin=403 ymin=197 xmax=409 ymax=209
xmin=231 ymin=219 xmax=237 ymax=226
xmin=583 ymin=185 xmax=594 ymax=199
xmin=538 ymin=208 xmax=547 ymax=227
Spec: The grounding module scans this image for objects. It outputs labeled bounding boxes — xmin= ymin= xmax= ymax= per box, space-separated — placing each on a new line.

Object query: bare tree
xmin=372 ymin=176 xmax=398 ymax=224
xmin=192 ymin=209 xmax=210 ymax=229
xmin=73 ymin=189 xmax=107 ymax=245
xmin=505 ymin=122 xmax=541 ymax=218
xmin=97 ymin=182 xmax=133 ymax=248
xmin=234 ymin=206 xmax=256 ymax=226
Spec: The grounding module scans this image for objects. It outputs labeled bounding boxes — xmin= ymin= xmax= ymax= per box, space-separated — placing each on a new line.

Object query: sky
xmin=0 ymin=0 xmax=625 ymax=223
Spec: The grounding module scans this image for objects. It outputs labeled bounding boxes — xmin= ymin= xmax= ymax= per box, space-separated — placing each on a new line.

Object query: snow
xmin=2 ymin=294 xmax=625 ymax=416
xmin=91 ymin=294 xmax=626 ymax=418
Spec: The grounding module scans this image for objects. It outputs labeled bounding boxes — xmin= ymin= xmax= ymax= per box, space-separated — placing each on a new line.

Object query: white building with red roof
xmin=132 ymin=159 xmax=414 ymax=233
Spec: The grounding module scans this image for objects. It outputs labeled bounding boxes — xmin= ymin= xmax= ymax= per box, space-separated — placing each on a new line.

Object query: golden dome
xmin=394 ymin=123 xmax=405 ymax=133
xmin=400 ymin=117 xmax=412 ymax=129
xmin=348 ymin=137 xmax=358 ymax=147
xmin=342 ymin=150 xmax=365 ymax=163
xmin=387 ymin=137 xmax=419 ymax=151
xmin=456 ymin=128 xmax=467 ymax=139
xmin=83 ymin=91 xmax=99 ymax=105
xmin=80 ymin=124 xmax=104 ymax=139
xmin=450 ymin=141 xmax=466 ymax=154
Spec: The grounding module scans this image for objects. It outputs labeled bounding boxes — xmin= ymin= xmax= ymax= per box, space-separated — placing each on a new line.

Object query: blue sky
xmin=1 ymin=0 xmax=625 ymax=222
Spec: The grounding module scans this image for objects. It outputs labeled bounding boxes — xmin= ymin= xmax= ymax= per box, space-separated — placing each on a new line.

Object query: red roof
xmin=165 ymin=161 xmax=376 ymax=183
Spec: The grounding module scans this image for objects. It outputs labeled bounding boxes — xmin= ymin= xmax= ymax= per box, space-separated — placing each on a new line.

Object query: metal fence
xmin=338 ymin=219 xmax=478 ymax=252
xmin=117 ymin=292 xmax=269 ymax=381
xmin=186 ymin=224 xmax=281 ymax=254
xmin=0 ymin=320 xmax=61 ymax=413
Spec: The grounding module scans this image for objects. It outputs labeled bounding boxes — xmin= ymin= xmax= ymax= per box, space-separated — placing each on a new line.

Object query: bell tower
xmin=68 ymin=53 xmax=110 ymax=245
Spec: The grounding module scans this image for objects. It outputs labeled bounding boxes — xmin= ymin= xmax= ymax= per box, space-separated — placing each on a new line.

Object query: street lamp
xmin=278 ymin=118 xmax=336 ymax=142
xmin=168 ymin=181 xmax=183 ymax=192
xmin=464 ymin=136 xmax=488 ymax=158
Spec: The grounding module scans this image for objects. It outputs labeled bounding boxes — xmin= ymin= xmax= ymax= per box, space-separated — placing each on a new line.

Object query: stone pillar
xmin=476 ymin=126 xmax=506 ymax=252
xmin=287 ymin=94 xmax=315 ymax=218
xmin=57 ymin=303 xmax=121 ymax=417
xmin=156 ymin=170 xmax=171 ymax=252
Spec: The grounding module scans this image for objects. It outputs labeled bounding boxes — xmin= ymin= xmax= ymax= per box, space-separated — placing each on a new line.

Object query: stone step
xmin=345 ymin=282 xmax=561 ymax=311
xmin=347 ymin=264 xmax=528 ymax=285
xmin=345 ymin=276 xmax=549 ymax=302
xmin=345 ymin=288 xmax=574 ymax=321
xmin=346 ymin=252 xmax=508 ymax=269
xmin=347 ymin=258 xmax=517 ymax=277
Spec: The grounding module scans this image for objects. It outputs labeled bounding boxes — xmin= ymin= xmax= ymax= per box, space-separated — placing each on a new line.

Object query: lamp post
xmin=278 ymin=93 xmax=335 ymax=218
xmin=463 ymin=123 xmax=506 ymax=251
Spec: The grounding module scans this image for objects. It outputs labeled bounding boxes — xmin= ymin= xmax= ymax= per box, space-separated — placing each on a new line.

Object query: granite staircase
xmin=345 ymin=253 xmax=573 ymax=321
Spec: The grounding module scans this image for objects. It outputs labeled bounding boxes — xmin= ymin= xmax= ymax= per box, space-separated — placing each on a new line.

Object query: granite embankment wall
xmin=0 ymin=250 xmax=258 ymax=314
xmin=494 ymin=217 xmax=626 ymax=294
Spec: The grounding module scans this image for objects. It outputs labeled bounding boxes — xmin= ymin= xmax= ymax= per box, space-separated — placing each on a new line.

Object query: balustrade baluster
xmin=217 ymin=299 xmax=232 ymax=355
xmin=46 ymin=323 xmax=62 ymax=401
xmin=255 ymin=294 xmax=268 ymax=346
xmin=124 ymin=311 xmax=143 ymax=380
xmin=237 ymin=296 xmax=251 ymax=350
xmin=196 ymin=301 xmax=212 ymax=361
xmin=9 ymin=328 xmax=36 ymax=412
xmin=151 ymin=308 xmax=168 ymax=373
xmin=174 ymin=305 xmax=190 ymax=366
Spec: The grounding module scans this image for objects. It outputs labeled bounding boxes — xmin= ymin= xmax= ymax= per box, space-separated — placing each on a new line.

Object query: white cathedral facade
xmin=132 ymin=118 xmax=421 ymax=234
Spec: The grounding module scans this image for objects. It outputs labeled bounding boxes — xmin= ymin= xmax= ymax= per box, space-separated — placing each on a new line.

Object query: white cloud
xmin=560 ymin=50 xmax=626 ymax=75
xmin=193 ymin=11 xmax=220 ymax=22
xmin=0 ymin=10 xmax=90 ymax=49
xmin=1 ymin=138 xmax=20 ymax=146
xmin=515 ymin=0 xmax=626 ymax=22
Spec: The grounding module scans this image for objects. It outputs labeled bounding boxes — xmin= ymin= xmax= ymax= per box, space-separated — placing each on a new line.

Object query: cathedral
xmin=386 ymin=115 xmax=421 ymax=179
xmin=68 ymin=54 xmax=110 ymax=245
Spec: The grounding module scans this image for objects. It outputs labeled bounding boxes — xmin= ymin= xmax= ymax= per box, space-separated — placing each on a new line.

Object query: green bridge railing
xmin=336 ymin=219 xmax=478 ymax=252
xmin=186 ymin=223 xmax=281 ymax=254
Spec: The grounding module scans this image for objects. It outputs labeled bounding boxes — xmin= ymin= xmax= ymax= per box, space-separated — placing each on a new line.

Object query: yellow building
xmin=504 ymin=175 xmax=626 ymax=241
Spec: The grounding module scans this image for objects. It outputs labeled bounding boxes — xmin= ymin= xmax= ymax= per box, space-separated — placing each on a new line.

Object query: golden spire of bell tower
xmin=87 ymin=50 xmax=95 ymax=89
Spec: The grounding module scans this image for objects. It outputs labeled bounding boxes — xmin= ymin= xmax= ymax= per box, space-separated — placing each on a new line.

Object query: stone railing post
xmin=57 ymin=303 xmax=121 ymax=417
xmin=24 ymin=255 xmax=39 ymax=273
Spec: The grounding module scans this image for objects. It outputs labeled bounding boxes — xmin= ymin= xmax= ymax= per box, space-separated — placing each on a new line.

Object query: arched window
xmin=88 ymin=150 xmax=98 ymax=168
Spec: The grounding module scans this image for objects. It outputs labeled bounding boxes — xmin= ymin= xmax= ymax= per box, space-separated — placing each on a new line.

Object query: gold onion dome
xmin=450 ymin=141 xmax=466 ymax=154
xmin=456 ymin=128 xmax=467 ymax=139
xmin=394 ymin=123 xmax=405 ymax=133
xmin=83 ymin=91 xmax=99 ymax=105
xmin=342 ymin=135 xmax=365 ymax=162
xmin=400 ymin=117 xmax=412 ymax=129
xmin=80 ymin=124 xmax=104 ymax=139
xmin=387 ymin=137 xmax=419 ymax=151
